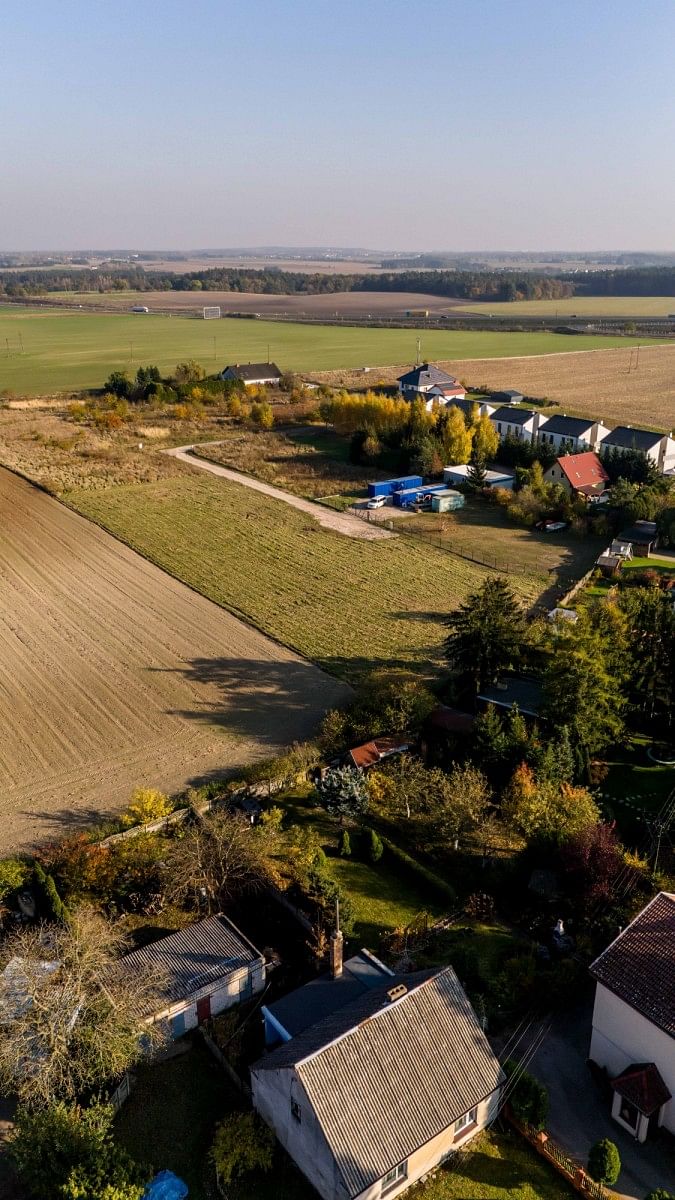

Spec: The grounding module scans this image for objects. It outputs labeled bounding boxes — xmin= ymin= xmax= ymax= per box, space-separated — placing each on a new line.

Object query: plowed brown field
xmin=0 ymin=468 xmax=349 ymax=852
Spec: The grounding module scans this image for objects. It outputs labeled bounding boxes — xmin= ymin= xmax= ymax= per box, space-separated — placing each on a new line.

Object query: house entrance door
xmin=196 ymin=995 xmax=211 ymax=1024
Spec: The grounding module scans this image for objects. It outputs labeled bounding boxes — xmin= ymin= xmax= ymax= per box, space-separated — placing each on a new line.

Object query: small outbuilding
xmin=443 ymin=464 xmax=515 ymax=490
xmin=111 ymin=914 xmax=266 ymax=1039
xmin=478 ymin=676 xmax=544 ymax=719
xmin=431 ymin=489 xmax=465 ymax=512
xmin=619 ymin=520 xmax=659 ymax=557
xmin=491 ymin=388 xmax=524 ymax=405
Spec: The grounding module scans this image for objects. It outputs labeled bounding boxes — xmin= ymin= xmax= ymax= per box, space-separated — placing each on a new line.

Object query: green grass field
xmin=0 ymin=304 xmax=657 ymax=395
xmin=65 ymin=472 xmax=543 ymax=680
xmin=457 ymin=295 xmax=675 ymax=318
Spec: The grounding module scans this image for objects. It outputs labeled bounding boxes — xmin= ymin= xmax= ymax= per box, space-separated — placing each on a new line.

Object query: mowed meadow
xmin=66 ymin=472 xmax=544 ymax=679
xmin=0 ymin=304 xmax=657 ymax=395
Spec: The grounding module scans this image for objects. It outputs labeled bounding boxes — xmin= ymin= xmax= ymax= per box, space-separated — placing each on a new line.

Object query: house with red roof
xmin=589 ymin=892 xmax=675 ymax=1142
xmin=544 ymin=451 xmax=609 ymax=499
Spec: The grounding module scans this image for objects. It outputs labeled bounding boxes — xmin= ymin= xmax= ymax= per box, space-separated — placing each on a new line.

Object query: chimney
xmin=330 ymin=899 xmax=343 ymax=979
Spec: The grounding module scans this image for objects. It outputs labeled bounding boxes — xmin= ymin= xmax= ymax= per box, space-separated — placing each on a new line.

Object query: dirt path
xmin=0 ymin=467 xmax=350 ymax=853
xmin=165 ymin=445 xmax=395 ymax=541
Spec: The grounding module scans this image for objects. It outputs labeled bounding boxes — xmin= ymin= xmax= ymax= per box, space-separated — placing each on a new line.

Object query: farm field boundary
xmin=0 ymin=466 xmax=349 ymax=853
xmin=0 ymin=304 xmax=658 ymax=396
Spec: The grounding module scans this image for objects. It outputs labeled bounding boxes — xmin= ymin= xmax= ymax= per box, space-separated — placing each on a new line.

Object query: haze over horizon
xmin=2 ymin=0 xmax=674 ymax=253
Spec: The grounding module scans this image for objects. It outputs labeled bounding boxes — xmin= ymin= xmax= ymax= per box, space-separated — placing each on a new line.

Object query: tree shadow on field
xmin=17 ymin=804 xmax=119 ymax=850
xmin=155 ymin=655 xmax=352 ymax=750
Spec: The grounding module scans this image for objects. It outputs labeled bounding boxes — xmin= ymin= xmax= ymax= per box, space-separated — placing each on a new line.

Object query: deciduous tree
xmin=166 ymin=809 xmax=278 ymax=912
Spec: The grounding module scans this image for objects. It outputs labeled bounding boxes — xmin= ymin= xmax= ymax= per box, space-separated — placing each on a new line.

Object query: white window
xmin=454 ymin=1107 xmax=478 ymax=1136
xmin=381 ymin=1162 xmax=408 ymax=1195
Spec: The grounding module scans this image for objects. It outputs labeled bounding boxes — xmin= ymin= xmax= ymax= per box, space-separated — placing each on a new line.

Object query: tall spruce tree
xmin=444 ymin=577 xmax=527 ymax=699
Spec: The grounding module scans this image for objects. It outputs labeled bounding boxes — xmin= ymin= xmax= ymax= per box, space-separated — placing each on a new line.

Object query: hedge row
xmin=380 ymin=837 xmax=457 ymax=907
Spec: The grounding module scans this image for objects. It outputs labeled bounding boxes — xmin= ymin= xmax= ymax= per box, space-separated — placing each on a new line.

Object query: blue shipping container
xmin=367 ymin=475 xmax=423 ymax=499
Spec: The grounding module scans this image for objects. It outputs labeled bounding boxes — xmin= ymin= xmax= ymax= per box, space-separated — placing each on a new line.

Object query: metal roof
xmin=491 ymin=406 xmax=538 ymax=426
xmin=221 ymin=362 xmax=282 ymax=380
xmin=113 ymin=915 xmax=261 ymax=1014
xmin=254 ymin=967 xmax=503 ymax=1198
xmin=603 ymin=426 xmax=663 ymax=451
xmin=397 ymin=364 xmax=458 ymax=388
xmin=265 ymin=950 xmax=394 ymax=1039
xmin=590 ymin=893 xmax=675 ymax=1038
xmin=538 ymin=415 xmax=595 ymax=436
xmin=478 ymin=676 xmax=544 ymax=718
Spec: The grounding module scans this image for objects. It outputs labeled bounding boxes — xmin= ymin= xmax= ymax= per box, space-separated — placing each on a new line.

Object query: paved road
xmin=529 ymin=1003 xmax=675 ymax=1199
xmin=165 ymin=445 xmax=395 ymax=542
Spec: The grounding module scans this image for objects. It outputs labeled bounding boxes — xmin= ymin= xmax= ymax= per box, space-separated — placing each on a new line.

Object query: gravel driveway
xmin=165 ymin=445 xmax=395 ymax=541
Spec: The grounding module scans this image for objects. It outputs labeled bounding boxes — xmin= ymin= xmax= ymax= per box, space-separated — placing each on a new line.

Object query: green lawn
xmin=66 ymin=472 xmax=542 ymax=680
xmin=621 ymin=555 xmax=675 ymax=577
xmin=278 ymin=788 xmax=446 ymax=945
xmin=455 ymin=295 xmax=675 ymax=318
xmin=411 ymin=1130 xmax=576 ymax=1199
xmin=115 ymin=1042 xmax=239 ymax=1199
xmin=0 ymin=304 xmax=658 ymax=395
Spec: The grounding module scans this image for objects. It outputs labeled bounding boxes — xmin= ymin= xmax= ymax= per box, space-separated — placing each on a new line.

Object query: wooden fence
xmin=507 ymin=1112 xmax=612 ymax=1200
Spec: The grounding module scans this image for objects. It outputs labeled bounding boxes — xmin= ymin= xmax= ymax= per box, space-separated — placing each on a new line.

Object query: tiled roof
xmin=590 ymin=892 xmax=675 ymax=1037
xmin=348 ymin=737 xmax=409 ymax=769
xmin=112 ymin=915 xmax=260 ymax=1014
xmin=222 ymin=362 xmax=282 ymax=380
xmin=556 ymin=452 xmax=609 ymax=490
xmin=398 ymin=364 xmax=458 ymax=388
xmin=491 ymin=406 xmax=538 ymax=426
xmin=253 ymin=967 xmax=503 ymax=1198
xmin=603 ymin=426 xmax=663 ymax=452
xmin=538 ymin=415 xmax=595 ymax=437
xmin=611 ymin=1062 xmax=671 ymax=1116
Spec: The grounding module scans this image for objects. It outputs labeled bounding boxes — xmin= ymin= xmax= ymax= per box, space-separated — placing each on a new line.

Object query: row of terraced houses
xmin=397 ymin=364 xmax=675 ymax=474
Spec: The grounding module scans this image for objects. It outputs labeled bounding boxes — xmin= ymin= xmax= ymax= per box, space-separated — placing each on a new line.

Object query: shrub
xmin=0 ymin=857 xmax=30 ymax=903
xmin=367 ymin=829 xmax=383 ymax=863
xmin=503 ymin=1060 xmax=548 ymax=1130
xmin=32 ymin=862 xmax=70 ymax=923
xmin=37 ymin=835 xmax=115 ymax=901
xmin=120 ymin=788 xmax=173 ymax=829
xmin=338 ymin=830 xmax=352 ymax=858
xmin=211 ymin=1112 xmax=274 ymax=1189
xmin=645 ymin=1191 xmax=674 ymax=1200
xmin=588 ymin=1138 xmax=621 ymax=1185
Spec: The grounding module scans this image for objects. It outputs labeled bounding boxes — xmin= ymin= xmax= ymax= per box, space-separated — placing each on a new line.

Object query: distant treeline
xmin=3 ymin=264 xmax=675 ymax=302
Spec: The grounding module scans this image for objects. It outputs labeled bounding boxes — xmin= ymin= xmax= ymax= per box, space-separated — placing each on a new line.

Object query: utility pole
xmin=129 ymin=341 xmax=133 ymax=363
xmin=416 ymin=336 xmax=421 ymax=365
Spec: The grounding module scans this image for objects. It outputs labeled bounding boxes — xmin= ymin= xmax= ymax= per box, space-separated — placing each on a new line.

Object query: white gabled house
xmin=601 ymin=426 xmax=675 ymax=474
xmin=220 ymin=362 xmax=282 ymax=386
xmin=252 ymin=955 xmax=504 ymax=1200
xmin=537 ymin=414 xmax=610 ymax=454
xmin=589 ymin=892 xmax=674 ymax=1143
xmin=489 ymin=406 xmax=543 ymax=443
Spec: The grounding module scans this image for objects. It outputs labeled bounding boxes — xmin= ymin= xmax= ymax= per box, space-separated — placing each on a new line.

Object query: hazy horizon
xmin=2 ymin=0 xmax=674 ymax=252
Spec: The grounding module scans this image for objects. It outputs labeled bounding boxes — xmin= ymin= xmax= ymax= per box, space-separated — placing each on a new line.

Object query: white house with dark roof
xmin=589 ymin=892 xmax=675 ymax=1142
xmin=397 ymin=363 xmax=459 ymax=397
xmin=252 ymin=963 xmax=504 ymax=1200
xmin=489 ymin=406 xmax=543 ymax=443
xmin=221 ymin=362 xmax=282 ymax=386
xmin=111 ymin=914 xmax=265 ymax=1038
xmin=601 ymin=426 xmax=675 ymax=473
xmin=537 ymin=414 xmax=610 ymax=454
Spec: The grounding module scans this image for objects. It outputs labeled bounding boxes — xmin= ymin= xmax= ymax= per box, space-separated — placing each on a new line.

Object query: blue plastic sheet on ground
xmin=143 ymin=1169 xmax=189 ymax=1200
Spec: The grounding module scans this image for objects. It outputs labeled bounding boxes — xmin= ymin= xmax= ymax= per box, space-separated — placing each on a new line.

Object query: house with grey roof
xmin=537 ymin=414 xmax=610 ymax=454
xmin=112 ymin=914 xmax=265 ymax=1039
xmin=602 ymin=425 xmax=675 ymax=473
xmin=431 ymin=395 xmax=496 ymax=421
xmin=252 ymin=960 xmax=504 ymax=1200
xmin=221 ymin=361 xmax=282 ymax=386
xmin=489 ymin=405 xmax=543 ymax=443
xmin=397 ymin=363 xmax=459 ymax=397
xmin=589 ymin=892 xmax=675 ymax=1142
xmin=491 ymin=388 xmax=524 ymax=405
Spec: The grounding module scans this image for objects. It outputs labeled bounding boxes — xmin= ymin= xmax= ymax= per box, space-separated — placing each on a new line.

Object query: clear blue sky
xmin=1 ymin=0 xmax=674 ymax=250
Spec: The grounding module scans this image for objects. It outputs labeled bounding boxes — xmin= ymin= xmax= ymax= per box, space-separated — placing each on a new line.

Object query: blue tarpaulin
xmin=143 ymin=1170 xmax=189 ymax=1200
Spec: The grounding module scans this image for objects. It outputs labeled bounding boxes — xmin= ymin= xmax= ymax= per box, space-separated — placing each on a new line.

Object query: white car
xmin=366 ymin=496 xmax=387 ymax=510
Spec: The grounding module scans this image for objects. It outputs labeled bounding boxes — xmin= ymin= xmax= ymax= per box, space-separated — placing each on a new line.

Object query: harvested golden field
xmin=0 ymin=467 xmax=349 ymax=852
xmin=313 ymin=343 xmax=675 ymax=431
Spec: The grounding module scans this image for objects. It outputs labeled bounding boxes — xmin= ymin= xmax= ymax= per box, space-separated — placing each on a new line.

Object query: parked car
xmin=366 ymin=496 xmax=387 ymax=510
